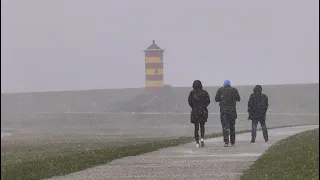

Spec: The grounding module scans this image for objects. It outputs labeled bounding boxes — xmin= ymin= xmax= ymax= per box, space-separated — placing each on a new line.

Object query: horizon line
xmin=1 ymin=82 xmax=319 ymax=94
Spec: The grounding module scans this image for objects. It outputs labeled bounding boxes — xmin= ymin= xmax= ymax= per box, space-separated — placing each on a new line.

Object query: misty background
xmin=1 ymin=0 xmax=319 ymax=93
xmin=1 ymin=0 xmax=319 ymax=164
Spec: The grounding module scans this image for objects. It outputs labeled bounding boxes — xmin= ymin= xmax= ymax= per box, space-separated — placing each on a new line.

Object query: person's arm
xmin=247 ymin=94 xmax=254 ymax=120
xmin=264 ymin=94 xmax=269 ymax=112
xmin=188 ymin=91 xmax=194 ymax=108
xmin=247 ymin=94 xmax=253 ymax=113
xmin=215 ymin=89 xmax=221 ymax=102
xmin=235 ymin=89 xmax=241 ymax=102
xmin=204 ymin=90 xmax=211 ymax=107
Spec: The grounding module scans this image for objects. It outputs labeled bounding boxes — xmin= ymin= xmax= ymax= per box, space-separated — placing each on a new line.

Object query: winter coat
xmin=215 ymin=84 xmax=241 ymax=119
xmin=248 ymin=85 xmax=269 ymax=121
xmin=188 ymin=80 xmax=211 ymax=123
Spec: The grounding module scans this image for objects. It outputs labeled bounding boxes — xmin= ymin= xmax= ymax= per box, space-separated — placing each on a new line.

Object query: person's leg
xmin=200 ymin=122 xmax=205 ymax=147
xmin=229 ymin=118 xmax=236 ymax=145
xmin=200 ymin=122 xmax=205 ymax=139
xmin=251 ymin=120 xmax=258 ymax=142
xmin=260 ymin=120 xmax=269 ymax=142
xmin=194 ymin=122 xmax=200 ymax=146
xmin=221 ymin=112 xmax=230 ymax=146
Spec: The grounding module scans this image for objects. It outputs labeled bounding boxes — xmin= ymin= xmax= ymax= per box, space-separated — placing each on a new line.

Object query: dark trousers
xmin=221 ymin=112 xmax=236 ymax=144
xmin=251 ymin=120 xmax=268 ymax=141
xmin=194 ymin=122 xmax=205 ymax=143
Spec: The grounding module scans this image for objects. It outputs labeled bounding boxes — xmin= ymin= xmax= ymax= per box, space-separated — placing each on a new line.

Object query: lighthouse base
xmin=145 ymin=87 xmax=164 ymax=92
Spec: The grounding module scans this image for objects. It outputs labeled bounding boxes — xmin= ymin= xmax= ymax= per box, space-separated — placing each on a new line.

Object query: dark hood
xmin=253 ymin=85 xmax=262 ymax=94
xmin=192 ymin=80 xmax=203 ymax=90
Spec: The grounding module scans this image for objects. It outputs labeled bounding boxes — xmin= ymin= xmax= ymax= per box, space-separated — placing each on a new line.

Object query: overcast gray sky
xmin=1 ymin=0 xmax=319 ymax=93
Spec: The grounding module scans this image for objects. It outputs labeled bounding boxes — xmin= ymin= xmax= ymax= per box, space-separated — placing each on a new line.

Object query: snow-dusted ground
xmin=46 ymin=125 xmax=319 ymax=180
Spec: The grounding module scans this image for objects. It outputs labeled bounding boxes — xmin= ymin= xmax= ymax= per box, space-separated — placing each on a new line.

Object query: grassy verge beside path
xmin=1 ymin=125 xmax=311 ymax=180
xmin=241 ymin=128 xmax=319 ymax=180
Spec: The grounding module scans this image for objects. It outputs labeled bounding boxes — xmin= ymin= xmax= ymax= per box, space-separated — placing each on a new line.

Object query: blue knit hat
xmin=223 ymin=80 xmax=231 ymax=87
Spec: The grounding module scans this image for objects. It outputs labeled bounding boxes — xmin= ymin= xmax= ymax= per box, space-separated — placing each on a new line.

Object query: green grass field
xmin=1 ymin=130 xmax=251 ymax=180
xmin=241 ymin=128 xmax=319 ymax=180
xmin=1 ymin=125 xmax=311 ymax=180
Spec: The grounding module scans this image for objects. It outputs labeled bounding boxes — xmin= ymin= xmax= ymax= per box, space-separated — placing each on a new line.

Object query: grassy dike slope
xmin=241 ymin=128 xmax=319 ymax=180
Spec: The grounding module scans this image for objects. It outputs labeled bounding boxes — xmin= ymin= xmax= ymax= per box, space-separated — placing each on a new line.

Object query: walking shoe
xmin=224 ymin=143 xmax=229 ymax=147
xmin=265 ymin=139 xmax=269 ymax=142
xmin=196 ymin=143 xmax=200 ymax=148
xmin=231 ymin=143 xmax=235 ymax=147
xmin=200 ymin=138 xmax=205 ymax=147
xmin=251 ymin=140 xmax=255 ymax=143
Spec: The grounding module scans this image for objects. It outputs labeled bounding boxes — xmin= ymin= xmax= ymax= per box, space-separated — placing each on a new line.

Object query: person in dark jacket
xmin=188 ymin=80 xmax=211 ymax=148
xmin=248 ymin=85 xmax=269 ymax=143
xmin=215 ymin=80 xmax=241 ymax=147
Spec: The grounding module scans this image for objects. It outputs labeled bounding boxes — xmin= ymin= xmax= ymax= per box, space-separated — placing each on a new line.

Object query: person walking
xmin=215 ymin=80 xmax=241 ymax=147
xmin=248 ymin=85 xmax=269 ymax=143
xmin=188 ymin=80 xmax=211 ymax=148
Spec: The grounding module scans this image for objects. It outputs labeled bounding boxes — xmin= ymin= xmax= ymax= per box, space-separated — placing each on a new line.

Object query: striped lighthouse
xmin=144 ymin=40 xmax=165 ymax=91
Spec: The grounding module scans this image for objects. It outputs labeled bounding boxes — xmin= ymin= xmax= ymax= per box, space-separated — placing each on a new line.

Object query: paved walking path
xmin=47 ymin=125 xmax=319 ymax=180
